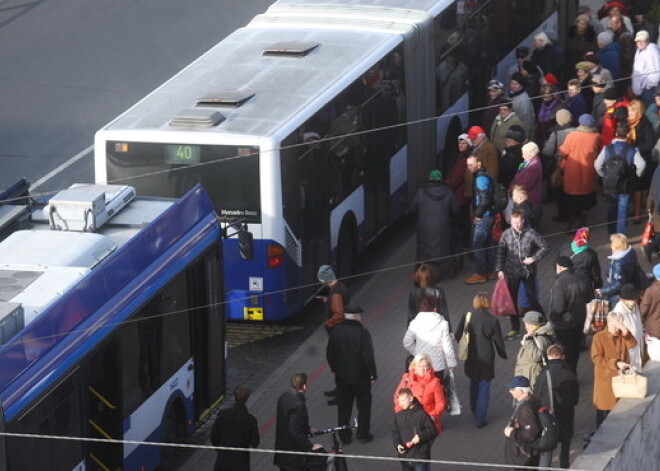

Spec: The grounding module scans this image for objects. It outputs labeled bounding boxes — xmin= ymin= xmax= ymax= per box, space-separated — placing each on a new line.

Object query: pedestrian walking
xmin=534 ymin=345 xmax=579 ymax=469
xmin=393 ymin=387 xmax=437 ymax=471
xmin=455 ymin=293 xmax=507 ymax=428
xmin=211 ymin=385 xmax=260 ymax=471
xmin=611 ymin=284 xmax=645 ymax=371
xmin=496 ymin=210 xmax=549 ymax=339
xmin=393 ymin=354 xmax=446 ymax=434
xmin=546 ymin=255 xmax=593 ymax=372
xmin=503 ymin=376 xmax=541 ymax=468
xmin=594 ymin=122 xmax=646 ymax=235
xmin=591 ymin=312 xmax=637 ymax=428
xmin=558 ymin=227 xmax=603 ymax=290
xmin=274 ymin=373 xmax=323 ymax=471
xmin=326 ymin=306 xmax=377 ymax=444
xmin=410 ymin=170 xmax=459 ymax=279
xmin=404 ymin=295 xmax=457 ymax=381
xmin=464 ymin=156 xmax=497 ymax=285
xmin=514 ymin=311 xmax=555 ymax=390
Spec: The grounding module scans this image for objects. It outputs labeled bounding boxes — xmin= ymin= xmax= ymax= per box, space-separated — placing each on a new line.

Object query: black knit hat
xmin=603 ymin=88 xmax=619 ymax=100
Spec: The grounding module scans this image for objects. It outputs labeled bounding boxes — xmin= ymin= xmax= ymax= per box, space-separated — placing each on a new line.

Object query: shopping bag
xmin=646 ymin=336 xmax=660 ymax=362
xmin=457 ymin=312 xmax=472 ymax=362
xmin=583 ymin=298 xmax=608 ymax=335
xmin=612 ymin=370 xmax=647 ymax=399
xmin=491 ymin=278 xmax=517 ymax=317
xmin=491 ymin=212 xmax=503 ymax=243
xmin=641 ymin=214 xmax=655 ymax=247
xmin=445 ymin=370 xmax=462 ymax=415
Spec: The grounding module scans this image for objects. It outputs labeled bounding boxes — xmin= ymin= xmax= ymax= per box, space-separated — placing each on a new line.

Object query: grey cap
xmin=523 ymin=310 xmax=545 ymax=326
xmin=317 ymin=264 xmax=337 ymax=283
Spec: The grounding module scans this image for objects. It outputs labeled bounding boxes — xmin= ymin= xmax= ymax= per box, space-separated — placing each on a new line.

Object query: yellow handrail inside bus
xmin=88 ymin=452 xmax=112 ymax=471
xmin=88 ymin=386 xmax=117 ymax=410
xmin=88 ymin=419 xmax=114 ymax=441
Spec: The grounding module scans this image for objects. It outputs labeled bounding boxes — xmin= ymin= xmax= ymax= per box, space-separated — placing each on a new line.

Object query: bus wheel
xmin=336 ymin=222 xmax=355 ymax=279
xmin=161 ymin=403 xmax=185 ymax=470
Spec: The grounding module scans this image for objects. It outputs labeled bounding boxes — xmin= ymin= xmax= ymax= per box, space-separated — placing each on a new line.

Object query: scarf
xmin=517 ymin=159 xmax=530 ymax=172
xmin=571 ymin=241 xmax=589 ymax=254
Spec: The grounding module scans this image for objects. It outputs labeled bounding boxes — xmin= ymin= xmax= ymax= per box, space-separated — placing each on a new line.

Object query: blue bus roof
xmin=0 ymin=184 xmax=220 ymax=419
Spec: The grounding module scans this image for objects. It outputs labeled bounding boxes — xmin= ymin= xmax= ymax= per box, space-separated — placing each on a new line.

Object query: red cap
xmin=544 ymin=73 xmax=559 ymax=85
xmin=467 ymin=126 xmax=485 ymax=140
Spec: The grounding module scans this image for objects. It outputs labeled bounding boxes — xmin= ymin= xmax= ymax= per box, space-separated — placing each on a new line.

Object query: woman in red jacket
xmin=393 ymin=353 xmax=446 ymax=433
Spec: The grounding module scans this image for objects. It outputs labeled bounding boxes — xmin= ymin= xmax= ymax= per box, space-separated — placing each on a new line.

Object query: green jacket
xmin=514 ymin=322 xmax=555 ymax=390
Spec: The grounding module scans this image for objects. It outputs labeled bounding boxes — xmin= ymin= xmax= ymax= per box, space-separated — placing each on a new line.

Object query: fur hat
xmin=487 ymin=79 xmax=504 ymax=90
xmin=506 ymin=127 xmax=525 ymax=143
xmin=555 ymin=109 xmax=572 ymax=126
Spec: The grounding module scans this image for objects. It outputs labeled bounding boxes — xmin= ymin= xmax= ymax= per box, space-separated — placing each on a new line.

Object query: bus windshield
xmin=105 ymin=141 xmax=261 ymax=222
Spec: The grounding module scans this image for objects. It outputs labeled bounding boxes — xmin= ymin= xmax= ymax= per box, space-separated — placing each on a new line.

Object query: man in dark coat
xmin=211 ymin=385 xmax=260 ymax=471
xmin=496 ymin=210 xmax=549 ymax=339
xmin=455 ymin=293 xmax=507 ymax=428
xmin=410 ymin=169 xmax=459 ymax=278
xmin=392 ymin=387 xmax=437 ymax=469
xmin=274 ymin=373 xmax=322 ymax=471
xmin=547 ymin=256 xmax=594 ymax=372
xmin=326 ymin=306 xmax=377 ymax=444
xmin=535 ymin=344 xmax=580 ymax=469
xmin=504 ymin=376 xmax=541 ymax=467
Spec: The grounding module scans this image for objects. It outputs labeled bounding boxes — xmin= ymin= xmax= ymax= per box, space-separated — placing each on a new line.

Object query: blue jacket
xmin=472 ymin=168 xmax=492 ymax=218
xmin=600 ymin=247 xmax=637 ymax=303
xmin=598 ymin=42 xmax=621 ymax=80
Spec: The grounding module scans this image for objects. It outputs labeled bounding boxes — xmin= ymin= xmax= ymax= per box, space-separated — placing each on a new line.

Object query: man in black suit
xmin=273 ymin=373 xmax=322 ymax=471
xmin=210 ymin=385 xmax=260 ymax=471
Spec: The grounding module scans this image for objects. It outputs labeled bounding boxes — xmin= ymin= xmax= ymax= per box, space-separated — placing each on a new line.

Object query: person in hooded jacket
xmin=410 ymin=169 xmax=459 ymax=278
xmin=546 ymin=256 xmax=594 ymax=373
xmin=455 ymin=293 xmax=507 ymax=428
xmin=393 ymin=387 xmax=437 ymax=471
xmin=559 ymin=227 xmax=603 ymax=290
xmin=393 ymin=353 xmax=446 ymax=434
xmin=596 ymin=233 xmax=639 ymax=305
xmin=404 ymin=296 xmax=457 ymax=380
xmin=514 ymin=311 xmax=555 ymax=390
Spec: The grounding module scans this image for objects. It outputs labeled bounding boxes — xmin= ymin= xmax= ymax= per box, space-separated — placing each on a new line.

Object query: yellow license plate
xmin=243 ymin=307 xmax=263 ymax=321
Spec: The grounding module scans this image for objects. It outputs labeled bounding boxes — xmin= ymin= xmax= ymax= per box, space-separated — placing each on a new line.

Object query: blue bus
xmin=0 ymin=183 xmax=226 ymax=470
xmin=95 ymin=0 xmax=565 ymax=321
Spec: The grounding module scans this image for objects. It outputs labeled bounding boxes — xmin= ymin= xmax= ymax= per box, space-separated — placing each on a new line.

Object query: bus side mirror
xmin=238 ymin=228 xmax=254 ymax=261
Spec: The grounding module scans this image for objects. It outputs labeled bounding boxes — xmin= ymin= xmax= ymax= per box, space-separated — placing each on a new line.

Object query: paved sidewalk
xmin=182 ymin=198 xmax=651 ymax=470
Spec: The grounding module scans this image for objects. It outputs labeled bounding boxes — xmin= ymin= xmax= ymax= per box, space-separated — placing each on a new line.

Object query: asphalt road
xmin=0 ymin=0 xmax=273 ymax=191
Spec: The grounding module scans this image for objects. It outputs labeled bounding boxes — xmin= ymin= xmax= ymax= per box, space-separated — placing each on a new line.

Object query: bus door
xmin=189 ymin=250 xmax=225 ymax=418
xmin=86 ymin=339 xmax=122 ymax=470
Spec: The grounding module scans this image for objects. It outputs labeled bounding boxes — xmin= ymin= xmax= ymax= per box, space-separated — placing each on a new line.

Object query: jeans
xmin=507 ymin=274 xmax=543 ymax=331
xmin=472 ymin=216 xmax=495 ymax=275
xmin=469 ymin=379 xmax=491 ymax=426
xmin=606 ymin=193 xmax=631 ymax=235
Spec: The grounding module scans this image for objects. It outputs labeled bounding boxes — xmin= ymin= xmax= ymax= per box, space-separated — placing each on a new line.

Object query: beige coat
xmin=591 ymin=330 xmax=637 ymax=411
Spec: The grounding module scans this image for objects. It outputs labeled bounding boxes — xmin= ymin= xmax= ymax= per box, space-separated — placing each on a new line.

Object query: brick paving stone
xmin=181 ymin=197 xmax=649 ymax=470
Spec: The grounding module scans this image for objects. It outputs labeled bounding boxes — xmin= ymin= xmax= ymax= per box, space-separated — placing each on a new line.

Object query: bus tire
xmin=160 ymin=401 xmax=186 ymax=470
xmin=336 ymin=221 xmax=356 ymax=279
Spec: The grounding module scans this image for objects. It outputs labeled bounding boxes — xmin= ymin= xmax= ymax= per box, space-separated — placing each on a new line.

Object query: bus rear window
xmin=106 ymin=142 xmax=261 ymax=223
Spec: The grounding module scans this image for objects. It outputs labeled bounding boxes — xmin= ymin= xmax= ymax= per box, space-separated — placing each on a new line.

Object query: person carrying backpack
xmin=595 ymin=122 xmax=646 ymax=235
xmin=503 ymin=376 xmax=542 ymax=467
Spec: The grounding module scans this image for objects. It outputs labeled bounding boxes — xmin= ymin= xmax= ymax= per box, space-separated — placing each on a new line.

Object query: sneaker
xmin=324 ymin=388 xmax=338 ymax=397
xmin=464 ymin=274 xmax=487 ymax=285
xmin=486 ymin=272 xmax=497 ymax=281
xmin=505 ymin=330 xmax=520 ymax=340
xmin=356 ymin=433 xmax=374 ymax=443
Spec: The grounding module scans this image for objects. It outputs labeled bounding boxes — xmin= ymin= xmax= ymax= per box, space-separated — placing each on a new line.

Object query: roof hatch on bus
xmin=263 ymin=41 xmax=319 ymax=57
xmin=170 ymin=109 xmax=225 ymax=127
xmin=196 ymin=91 xmax=255 ymax=108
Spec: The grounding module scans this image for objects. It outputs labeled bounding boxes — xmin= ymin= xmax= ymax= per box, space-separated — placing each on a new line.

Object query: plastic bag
xmin=491 ymin=277 xmax=517 ymax=317
xmin=447 ymin=370 xmax=461 ymax=415
xmin=641 ymin=214 xmax=654 ymax=247
xmin=647 ymin=336 xmax=660 ymax=362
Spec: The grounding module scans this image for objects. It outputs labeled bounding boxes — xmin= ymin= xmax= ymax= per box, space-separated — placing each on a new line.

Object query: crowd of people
xmin=209 ymin=2 xmax=660 ymax=471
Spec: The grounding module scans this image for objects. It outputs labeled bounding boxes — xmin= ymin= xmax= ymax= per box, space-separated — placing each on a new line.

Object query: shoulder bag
xmin=457 ymin=312 xmax=472 ymax=362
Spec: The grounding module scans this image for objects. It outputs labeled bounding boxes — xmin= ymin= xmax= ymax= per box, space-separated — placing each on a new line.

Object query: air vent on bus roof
xmin=196 ymin=91 xmax=255 ymax=108
xmin=263 ymin=41 xmax=319 ymax=57
xmin=170 ymin=109 xmax=225 ymax=127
